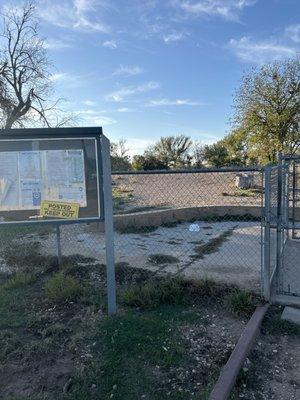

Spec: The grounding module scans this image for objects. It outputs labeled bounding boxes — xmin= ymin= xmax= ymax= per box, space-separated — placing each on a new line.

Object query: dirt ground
xmin=112 ymin=171 xmax=262 ymax=213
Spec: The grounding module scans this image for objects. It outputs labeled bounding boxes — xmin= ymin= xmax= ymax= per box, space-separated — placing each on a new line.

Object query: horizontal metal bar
xmin=112 ymin=166 xmax=262 ymax=176
xmin=0 ymin=216 xmax=103 ymax=227
xmin=0 ymin=126 xmax=102 ymax=139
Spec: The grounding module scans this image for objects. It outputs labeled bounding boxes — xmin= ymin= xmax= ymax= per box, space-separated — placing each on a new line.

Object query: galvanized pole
xmin=262 ymin=166 xmax=271 ymax=301
xmin=276 ymin=155 xmax=283 ymax=294
xmin=101 ymin=135 xmax=117 ymax=315
xmin=56 ymin=224 xmax=62 ymax=265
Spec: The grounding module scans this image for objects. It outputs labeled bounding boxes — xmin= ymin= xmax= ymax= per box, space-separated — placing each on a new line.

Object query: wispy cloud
xmin=102 ymin=40 xmax=117 ymax=49
xmin=117 ymin=107 xmax=132 ymax=112
xmin=75 ymin=109 xmax=116 ymax=126
xmin=125 ymin=138 xmax=155 ymax=156
xmin=49 ymin=72 xmax=86 ymax=88
xmin=285 ymin=24 xmax=300 ymax=43
xmin=82 ymin=99 xmax=97 ymax=106
xmin=229 ymin=36 xmax=297 ymax=63
xmin=44 ymin=38 xmax=74 ymax=50
xmin=146 ymin=98 xmax=203 ymax=106
xmin=174 ymin=0 xmax=257 ymax=21
xmin=163 ymin=31 xmax=187 ymax=43
xmin=105 ymin=81 xmax=160 ymax=102
xmin=38 ymin=0 xmax=109 ymax=33
xmin=112 ymin=65 xmax=143 ymax=77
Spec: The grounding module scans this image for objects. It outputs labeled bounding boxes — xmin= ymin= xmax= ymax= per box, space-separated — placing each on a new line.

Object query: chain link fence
xmin=0 ymin=167 xmax=265 ymax=305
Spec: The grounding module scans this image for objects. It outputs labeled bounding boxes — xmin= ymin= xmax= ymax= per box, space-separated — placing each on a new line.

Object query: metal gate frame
xmin=262 ymin=155 xmax=300 ymax=306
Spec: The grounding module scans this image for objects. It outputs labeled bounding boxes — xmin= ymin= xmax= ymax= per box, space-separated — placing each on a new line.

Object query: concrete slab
xmin=281 ymin=306 xmax=300 ymax=325
xmin=35 ymin=219 xmax=262 ymax=292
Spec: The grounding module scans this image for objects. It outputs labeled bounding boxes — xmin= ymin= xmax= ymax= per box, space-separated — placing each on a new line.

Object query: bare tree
xmin=111 ymin=138 xmax=129 ymax=158
xmin=0 ymin=1 xmax=71 ymax=129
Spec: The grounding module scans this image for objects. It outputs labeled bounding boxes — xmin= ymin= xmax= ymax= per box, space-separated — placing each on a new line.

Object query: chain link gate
xmin=263 ymin=155 xmax=300 ymax=306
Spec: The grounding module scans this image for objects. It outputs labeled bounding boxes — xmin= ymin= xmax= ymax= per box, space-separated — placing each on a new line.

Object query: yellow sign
xmin=40 ymin=200 xmax=79 ymax=219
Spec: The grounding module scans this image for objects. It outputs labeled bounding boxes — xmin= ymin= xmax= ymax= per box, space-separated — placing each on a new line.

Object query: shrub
xmin=44 ymin=272 xmax=84 ymax=303
xmin=122 ymin=279 xmax=184 ymax=309
xmin=2 ymin=272 xmax=35 ymax=290
xmin=224 ymin=290 xmax=260 ymax=317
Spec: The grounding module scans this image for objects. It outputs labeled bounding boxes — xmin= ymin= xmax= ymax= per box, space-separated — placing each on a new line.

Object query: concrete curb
xmin=208 ymin=303 xmax=269 ymax=400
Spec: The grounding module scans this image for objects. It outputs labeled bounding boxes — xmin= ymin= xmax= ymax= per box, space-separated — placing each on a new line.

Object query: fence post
xmin=56 ymin=224 xmax=62 ymax=265
xmin=262 ymin=166 xmax=271 ymax=301
xmin=276 ymin=155 xmax=283 ymax=294
xmin=101 ymin=135 xmax=117 ymax=315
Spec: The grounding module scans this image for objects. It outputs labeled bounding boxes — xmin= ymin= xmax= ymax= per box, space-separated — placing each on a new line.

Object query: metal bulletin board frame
xmin=0 ymin=127 xmax=116 ymax=314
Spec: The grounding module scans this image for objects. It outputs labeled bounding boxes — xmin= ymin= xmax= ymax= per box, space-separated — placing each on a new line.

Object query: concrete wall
xmin=93 ymin=205 xmax=262 ymax=232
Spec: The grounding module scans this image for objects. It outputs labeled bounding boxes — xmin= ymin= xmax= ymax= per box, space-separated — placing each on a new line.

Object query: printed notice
xmin=40 ymin=200 xmax=79 ymax=219
xmin=0 ymin=149 xmax=87 ymax=211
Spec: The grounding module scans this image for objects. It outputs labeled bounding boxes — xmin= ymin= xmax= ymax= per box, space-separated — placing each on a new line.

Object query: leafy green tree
xmin=202 ymin=142 xmax=230 ymax=167
xmin=233 ymin=58 xmax=300 ymax=163
xmin=147 ymin=135 xmax=192 ymax=168
xmin=132 ymin=154 xmax=168 ymax=171
xmin=221 ymin=128 xmax=252 ymax=166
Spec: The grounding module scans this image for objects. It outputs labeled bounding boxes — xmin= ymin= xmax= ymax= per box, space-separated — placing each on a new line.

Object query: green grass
xmin=190 ymin=228 xmax=236 ymax=262
xmin=199 ymin=214 xmax=260 ymax=222
xmin=2 ymin=272 xmax=36 ymax=290
xmin=44 ymin=272 xmax=85 ymax=303
xmin=222 ymin=188 xmax=262 ymax=198
xmin=116 ymin=224 xmax=158 ymax=234
xmin=224 ymin=291 xmax=260 ymax=317
xmin=122 ymin=279 xmax=185 ymax=309
xmin=148 ymin=253 xmax=180 ymax=265
xmin=64 ymin=306 xmax=202 ymax=400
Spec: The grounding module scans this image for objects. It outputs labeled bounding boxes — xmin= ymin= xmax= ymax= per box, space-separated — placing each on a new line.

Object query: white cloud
xmin=82 ymin=99 xmax=97 ymax=106
xmin=229 ymin=36 xmax=297 ymax=63
xmin=38 ymin=0 xmax=109 ymax=33
xmin=105 ymin=81 xmax=160 ymax=102
xmin=175 ymin=0 xmax=257 ymax=20
xmin=44 ymin=38 xmax=74 ymax=50
xmin=147 ymin=98 xmax=203 ymax=106
xmin=125 ymin=138 xmax=155 ymax=156
xmin=112 ymin=65 xmax=143 ymax=77
xmin=285 ymin=24 xmax=300 ymax=43
xmin=102 ymin=40 xmax=117 ymax=49
xmin=163 ymin=32 xmax=187 ymax=43
xmin=75 ymin=109 xmax=116 ymax=125
xmin=49 ymin=72 xmax=86 ymax=88
xmin=50 ymin=73 xmax=69 ymax=82
xmin=117 ymin=107 xmax=131 ymax=112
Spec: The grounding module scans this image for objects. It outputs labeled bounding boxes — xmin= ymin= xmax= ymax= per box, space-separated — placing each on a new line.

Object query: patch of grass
xmin=117 ymin=224 xmax=158 ymax=234
xmin=224 ymin=290 xmax=261 ymax=317
xmin=2 ymin=272 xmax=36 ymax=290
xmin=44 ymin=272 xmax=84 ymax=303
xmin=0 ymin=284 xmax=31 ymax=331
xmin=200 ymin=214 xmax=260 ymax=222
xmin=161 ymin=220 xmax=181 ymax=228
xmin=122 ymin=279 xmax=184 ymax=309
xmin=1 ymin=241 xmax=57 ymax=274
xmin=148 ymin=253 xmax=179 ymax=265
xmin=118 ymin=205 xmax=169 ymax=215
xmin=222 ymin=188 xmax=262 ymax=198
xmin=189 ymin=239 xmax=204 ymax=245
xmin=190 ymin=228 xmax=236 ymax=261
xmin=64 ymin=306 xmax=201 ymax=400
xmin=167 ymin=239 xmax=182 ymax=245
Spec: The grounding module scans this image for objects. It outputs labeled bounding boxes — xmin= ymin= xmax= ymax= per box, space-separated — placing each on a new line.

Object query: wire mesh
xmin=0 ymin=168 xmax=265 ymax=303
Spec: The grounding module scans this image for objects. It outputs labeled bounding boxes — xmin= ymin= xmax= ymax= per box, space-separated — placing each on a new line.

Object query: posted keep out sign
xmin=40 ymin=200 xmax=79 ymax=219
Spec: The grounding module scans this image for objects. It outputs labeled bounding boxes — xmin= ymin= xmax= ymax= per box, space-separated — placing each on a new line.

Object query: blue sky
xmin=11 ymin=0 xmax=300 ymax=154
